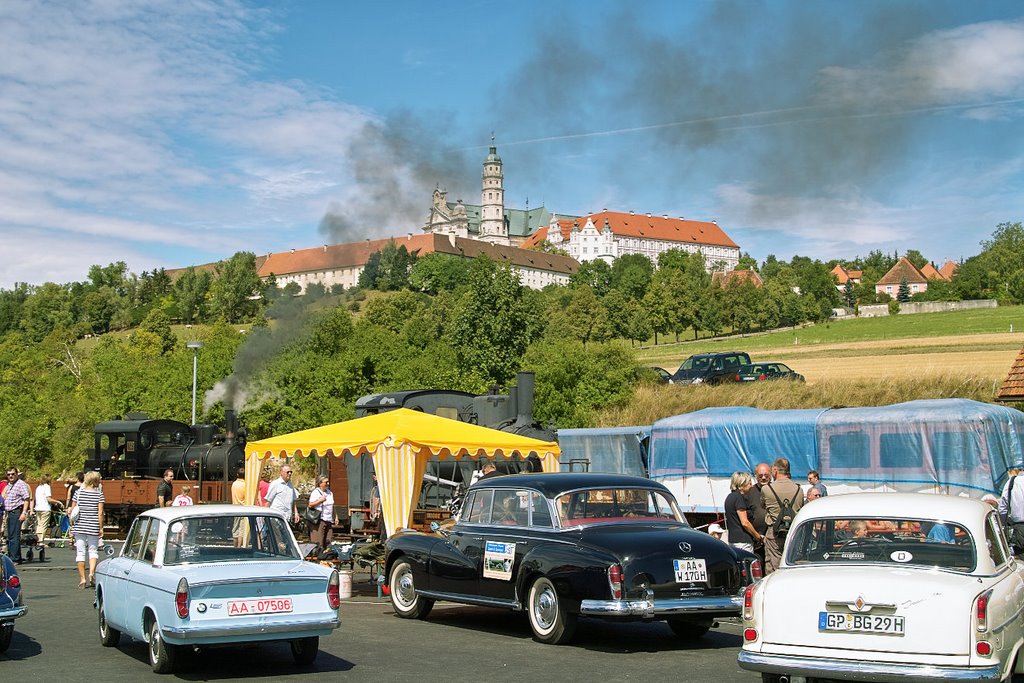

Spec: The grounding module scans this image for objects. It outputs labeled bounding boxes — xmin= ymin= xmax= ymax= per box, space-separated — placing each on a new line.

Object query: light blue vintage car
xmin=95 ymin=505 xmax=341 ymax=673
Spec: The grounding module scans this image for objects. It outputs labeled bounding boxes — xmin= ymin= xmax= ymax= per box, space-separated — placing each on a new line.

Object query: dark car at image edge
xmin=733 ymin=362 xmax=805 ymax=383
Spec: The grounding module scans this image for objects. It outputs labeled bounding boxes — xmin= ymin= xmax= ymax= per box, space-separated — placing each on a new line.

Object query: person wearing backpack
xmin=762 ymin=457 xmax=805 ymax=574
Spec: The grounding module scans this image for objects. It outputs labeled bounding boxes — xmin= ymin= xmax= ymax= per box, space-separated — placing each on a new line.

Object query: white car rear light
xmin=975 ymin=590 xmax=992 ymax=633
xmin=743 ymin=583 xmax=756 ymax=620
xmin=175 ymin=577 xmax=190 ymax=619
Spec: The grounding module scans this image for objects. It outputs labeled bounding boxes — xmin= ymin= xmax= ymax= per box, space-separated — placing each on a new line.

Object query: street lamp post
xmin=187 ymin=341 xmax=204 ymax=425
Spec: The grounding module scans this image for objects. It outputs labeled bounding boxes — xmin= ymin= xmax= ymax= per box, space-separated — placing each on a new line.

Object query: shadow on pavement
xmin=117 ymin=639 xmax=354 ymax=677
xmin=0 ymin=630 xmax=43 ymax=661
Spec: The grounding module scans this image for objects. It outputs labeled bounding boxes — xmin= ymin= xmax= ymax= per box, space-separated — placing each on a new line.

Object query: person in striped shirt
xmin=69 ymin=471 xmax=104 ymax=588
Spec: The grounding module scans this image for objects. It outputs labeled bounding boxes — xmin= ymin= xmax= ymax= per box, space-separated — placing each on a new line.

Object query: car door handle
xmin=122 ymin=569 xmax=130 ymax=575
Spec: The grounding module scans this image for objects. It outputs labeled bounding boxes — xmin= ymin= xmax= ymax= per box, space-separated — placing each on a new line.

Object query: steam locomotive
xmin=88 ymin=410 xmax=247 ymax=527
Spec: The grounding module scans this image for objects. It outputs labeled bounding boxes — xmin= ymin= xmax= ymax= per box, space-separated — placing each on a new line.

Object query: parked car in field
xmin=642 ymin=366 xmax=673 ymax=384
xmin=671 ymin=352 xmax=752 ymax=385
xmin=0 ymin=553 xmax=27 ymax=653
xmin=739 ymin=493 xmax=1024 ymax=682
xmin=733 ymin=362 xmax=805 ymax=383
xmin=385 ymin=473 xmax=760 ymax=644
xmin=94 ymin=505 xmax=341 ymax=673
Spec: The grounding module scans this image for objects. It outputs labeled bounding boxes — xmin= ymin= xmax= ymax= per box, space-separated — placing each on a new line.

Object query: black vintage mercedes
xmin=385 ymin=473 xmax=761 ymax=644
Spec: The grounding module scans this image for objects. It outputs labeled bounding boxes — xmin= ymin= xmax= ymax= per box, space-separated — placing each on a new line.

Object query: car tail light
xmin=175 ymin=578 xmax=190 ymax=619
xmin=977 ymin=641 xmax=993 ymax=656
xmin=608 ymin=564 xmax=623 ymax=600
xmin=7 ymin=575 xmax=19 ymax=589
xmin=975 ymin=590 xmax=992 ymax=633
xmin=735 ymin=374 xmax=741 ymax=381
xmin=749 ymin=559 xmax=763 ymax=580
xmin=328 ymin=570 xmax=341 ymax=609
xmin=758 ymin=374 xmax=766 ymax=380
xmin=743 ymin=628 xmax=758 ymax=641
xmin=743 ymin=583 xmax=756 ymax=620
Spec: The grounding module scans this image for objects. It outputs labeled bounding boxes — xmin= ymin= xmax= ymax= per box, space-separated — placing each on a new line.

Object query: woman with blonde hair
xmin=724 ymin=471 xmax=763 ymax=553
xmin=69 ymin=471 xmax=104 ymax=588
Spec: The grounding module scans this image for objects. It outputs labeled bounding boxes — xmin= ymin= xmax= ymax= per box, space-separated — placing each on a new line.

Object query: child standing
xmin=171 ymin=485 xmax=194 ymax=506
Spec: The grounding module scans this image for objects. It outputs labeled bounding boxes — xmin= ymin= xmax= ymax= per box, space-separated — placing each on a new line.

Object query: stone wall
xmin=858 ymin=299 xmax=997 ymax=318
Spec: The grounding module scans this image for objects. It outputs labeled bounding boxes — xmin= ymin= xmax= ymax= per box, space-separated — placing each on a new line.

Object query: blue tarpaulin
xmin=648 ymin=399 xmax=1024 ymax=512
xmin=557 ymin=426 xmax=650 ymax=477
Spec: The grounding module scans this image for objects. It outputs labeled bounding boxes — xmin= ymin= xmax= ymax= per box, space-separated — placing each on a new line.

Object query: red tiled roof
xmin=920 ymin=262 xmax=942 ymax=280
xmin=712 ymin=269 xmax=763 ymax=287
xmin=998 ymin=345 xmax=1024 ymax=401
xmin=939 ymin=260 xmax=959 ymax=280
xmin=257 ymin=236 xmax=435 ymax=277
xmin=523 ymin=211 xmax=738 ymax=249
xmin=876 ymin=257 xmax=927 ymax=286
xmin=256 ymin=234 xmax=579 ymax=279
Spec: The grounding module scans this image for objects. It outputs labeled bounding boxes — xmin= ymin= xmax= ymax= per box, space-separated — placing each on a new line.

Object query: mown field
xmin=606 ymin=306 xmax=1024 ymax=426
xmin=636 ymin=306 xmax=1024 ymax=384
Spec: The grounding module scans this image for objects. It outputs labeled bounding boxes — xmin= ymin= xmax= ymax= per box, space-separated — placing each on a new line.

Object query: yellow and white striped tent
xmin=244 ymin=408 xmax=560 ymax=537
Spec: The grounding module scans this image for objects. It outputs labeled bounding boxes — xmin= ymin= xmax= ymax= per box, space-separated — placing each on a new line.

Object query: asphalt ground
xmin=4 ymin=545 xmax=759 ymax=682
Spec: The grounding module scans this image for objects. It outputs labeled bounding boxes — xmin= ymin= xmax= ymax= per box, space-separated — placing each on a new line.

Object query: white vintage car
xmin=738 ymin=493 xmax=1024 ymax=683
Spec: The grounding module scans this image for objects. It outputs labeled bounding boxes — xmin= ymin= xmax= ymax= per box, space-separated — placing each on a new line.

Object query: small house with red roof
xmin=830 ymin=264 xmax=863 ymax=292
xmin=874 ymin=257 xmax=930 ymax=297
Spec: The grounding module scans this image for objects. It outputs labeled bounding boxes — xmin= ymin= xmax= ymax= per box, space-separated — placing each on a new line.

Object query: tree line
xmin=0 ymin=222 xmax=1019 ymax=474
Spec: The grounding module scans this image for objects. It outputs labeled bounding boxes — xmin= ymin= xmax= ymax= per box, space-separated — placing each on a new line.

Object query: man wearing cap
xmin=708 ymin=523 xmax=726 ymax=541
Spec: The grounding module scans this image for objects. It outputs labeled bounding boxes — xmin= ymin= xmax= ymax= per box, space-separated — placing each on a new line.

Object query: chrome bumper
xmin=162 ymin=615 xmax=341 ymax=641
xmin=738 ymin=650 xmax=1002 ymax=683
xmin=580 ymin=594 xmax=742 ymax=618
xmin=0 ymin=605 xmax=27 ymax=621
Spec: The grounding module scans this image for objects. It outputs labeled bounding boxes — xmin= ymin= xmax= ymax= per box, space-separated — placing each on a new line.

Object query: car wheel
xmin=667 ymin=617 xmax=711 ymax=639
xmin=290 ymin=636 xmax=319 ymax=665
xmin=98 ymin=596 xmax=121 ymax=647
xmin=0 ymin=624 xmax=12 ymax=654
xmin=389 ymin=559 xmax=434 ymax=619
xmin=760 ymin=675 xmax=782 ymax=683
xmin=527 ymin=576 xmax=578 ymax=645
xmin=148 ymin=618 xmax=178 ymax=674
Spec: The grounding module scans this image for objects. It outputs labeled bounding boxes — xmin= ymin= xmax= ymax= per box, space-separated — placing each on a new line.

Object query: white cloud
xmin=819 ymin=19 xmax=1024 ymax=110
xmin=0 ymin=0 xmax=381 ymax=287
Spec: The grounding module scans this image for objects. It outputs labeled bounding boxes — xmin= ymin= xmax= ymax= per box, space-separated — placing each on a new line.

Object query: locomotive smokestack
xmin=516 ymin=372 xmax=535 ymax=423
xmin=224 ymin=409 xmax=238 ymax=445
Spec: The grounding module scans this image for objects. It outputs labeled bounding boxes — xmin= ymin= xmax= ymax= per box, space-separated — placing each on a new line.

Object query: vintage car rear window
xmin=556 ymin=488 xmax=682 ymax=526
xmin=164 ymin=515 xmax=299 ymax=565
xmin=786 ymin=517 xmax=976 ymax=572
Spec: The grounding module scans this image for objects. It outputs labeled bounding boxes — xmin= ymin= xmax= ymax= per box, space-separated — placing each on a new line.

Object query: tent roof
xmin=246 ymin=408 xmax=560 ymax=460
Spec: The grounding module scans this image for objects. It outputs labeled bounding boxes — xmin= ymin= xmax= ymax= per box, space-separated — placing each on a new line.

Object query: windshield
xmin=555 ymin=488 xmax=683 ymax=527
xmin=164 ymin=514 xmax=299 ymax=565
xmin=680 ymin=356 xmax=710 ymax=371
xmin=786 ymin=517 xmax=976 ymax=572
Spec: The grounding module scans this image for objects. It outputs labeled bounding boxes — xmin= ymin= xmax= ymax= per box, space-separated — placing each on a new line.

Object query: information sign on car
xmin=819 ymin=612 xmax=905 ymax=635
xmin=673 ymin=559 xmax=707 ymax=583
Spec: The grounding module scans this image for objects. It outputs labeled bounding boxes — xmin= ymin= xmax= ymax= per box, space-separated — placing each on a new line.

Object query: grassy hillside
xmin=597 ymin=375 xmax=1002 ymax=427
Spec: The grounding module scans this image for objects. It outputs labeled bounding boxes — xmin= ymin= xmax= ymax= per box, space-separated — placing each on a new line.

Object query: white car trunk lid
xmin=760 ymin=566 xmax=976 ymax=655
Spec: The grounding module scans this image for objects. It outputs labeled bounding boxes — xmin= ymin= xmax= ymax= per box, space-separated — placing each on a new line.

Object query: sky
xmin=2 ymin=0 xmax=1023 ymax=288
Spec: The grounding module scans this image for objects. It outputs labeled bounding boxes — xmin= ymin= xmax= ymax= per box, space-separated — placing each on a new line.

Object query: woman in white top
xmin=307 ymin=476 xmax=337 ymax=550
